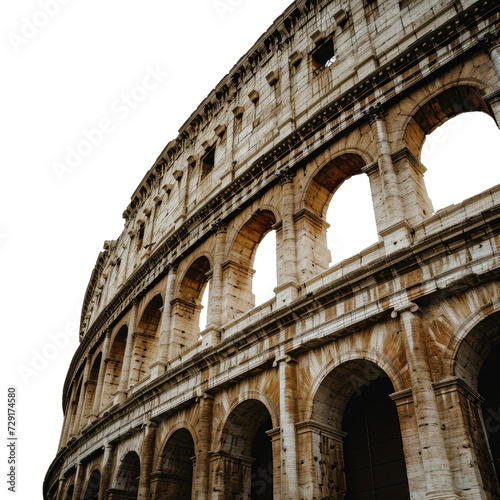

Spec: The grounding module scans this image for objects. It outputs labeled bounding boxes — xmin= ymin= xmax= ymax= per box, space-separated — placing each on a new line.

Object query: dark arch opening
xmin=342 ymin=378 xmax=409 ymax=500
xmin=115 ymin=451 xmax=140 ymax=498
xmin=132 ymin=294 xmax=163 ymax=383
xmin=102 ymin=325 xmax=127 ymax=408
xmin=153 ymin=429 xmax=195 ymax=499
xmin=478 ymin=343 xmax=500 ymax=487
xmin=219 ymin=399 xmax=274 ymax=499
xmin=82 ymin=469 xmax=100 ymax=500
xmin=65 ymin=484 xmax=74 ymax=500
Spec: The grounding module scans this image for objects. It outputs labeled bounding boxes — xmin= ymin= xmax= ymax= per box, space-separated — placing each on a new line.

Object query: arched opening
xmin=81 ymin=354 xmax=101 ymax=423
xmin=253 ymin=230 xmax=277 ymax=305
xmin=454 ymin=311 xmax=500 ymax=496
xmin=421 ymin=111 xmax=500 ymax=212
xmin=101 ymin=325 xmax=127 ymax=408
xmin=65 ymin=484 xmax=74 ymax=500
xmin=225 ymin=210 xmax=277 ymax=322
xmin=114 ymin=451 xmax=140 ymax=499
xmin=326 ymin=174 xmax=378 ymax=265
xmin=403 ymin=85 xmax=498 ymax=220
xmin=216 ymin=399 xmax=274 ymax=499
xmin=310 ymin=359 xmax=409 ymax=498
xmin=131 ymin=294 xmax=163 ymax=384
xmin=171 ymin=256 xmax=211 ymax=356
xmin=342 ymin=378 xmax=409 ymax=499
xmin=301 ymin=154 xmax=375 ymax=278
xmin=82 ymin=470 xmax=100 ymax=500
xmin=151 ymin=429 xmax=195 ymax=499
xmin=479 ymin=344 xmax=500 ymax=484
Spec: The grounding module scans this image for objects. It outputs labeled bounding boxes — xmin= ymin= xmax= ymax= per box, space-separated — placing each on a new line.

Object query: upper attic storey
xmin=120 ymin=0 xmax=348 ymax=224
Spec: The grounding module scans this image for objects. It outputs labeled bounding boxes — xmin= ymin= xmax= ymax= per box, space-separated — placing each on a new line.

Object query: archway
xmin=310 ymin=359 xmax=409 ymax=498
xmin=171 ymin=256 xmax=211 ymax=356
xmin=101 ymin=325 xmax=127 ymax=408
xmin=301 ymin=153 xmax=374 ymax=278
xmin=151 ymin=429 xmax=195 ymax=499
xmin=215 ymin=399 xmax=274 ymax=499
xmin=65 ymin=484 xmax=74 ymax=500
xmin=454 ymin=311 xmax=500 ymax=494
xmin=224 ymin=210 xmax=277 ymax=322
xmin=82 ymin=469 xmax=100 ymax=500
xmin=131 ymin=294 xmax=163 ymax=383
xmin=113 ymin=451 xmax=140 ymax=499
xmin=421 ymin=112 xmax=500 ymax=212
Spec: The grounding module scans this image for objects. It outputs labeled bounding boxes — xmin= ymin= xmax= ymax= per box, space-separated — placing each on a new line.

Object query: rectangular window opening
xmin=201 ymin=145 xmax=216 ymax=178
xmin=312 ymin=38 xmax=336 ymax=71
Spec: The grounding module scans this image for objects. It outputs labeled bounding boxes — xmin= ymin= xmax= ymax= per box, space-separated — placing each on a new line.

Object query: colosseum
xmin=44 ymin=0 xmax=500 ymax=498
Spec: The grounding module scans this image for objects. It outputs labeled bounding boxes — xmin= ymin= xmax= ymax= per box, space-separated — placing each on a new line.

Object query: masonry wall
xmin=44 ymin=0 xmax=500 ymax=499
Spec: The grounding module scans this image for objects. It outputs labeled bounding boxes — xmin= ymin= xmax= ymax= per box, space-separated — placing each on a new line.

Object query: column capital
xmin=364 ymin=102 xmax=387 ymax=123
xmin=276 ymin=166 xmax=296 ymax=185
xmin=479 ymin=29 xmax=500 ymax=54
xmin=210 ymin=218 xmax=228 ymax=234
xmin=391 ymin=301 xmax=420 ymax=318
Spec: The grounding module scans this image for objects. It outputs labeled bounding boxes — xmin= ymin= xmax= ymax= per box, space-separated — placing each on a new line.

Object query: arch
xmin=223 ymin=210 xmax=277 ymax=322
xmin=304 ymin=152 xmax=367 ymax=219
xmin=130 ymin=294 xmax=163 ymax=383
xmin=451 ymin=307 xmax=500 ymax=494
xmin=64 ymin=483 xmax=74 ymax=500
xmin=113 ymin=451 xmax=140 ymax=498
xmin=445 ymin=300 xmax=500 ymax=385
xmin=151 ymin=428 xmax=195 ymax=499
xmin=403 ymin=84 xmax=494 ymax=160
xmin=101 ymin=324 xmax=128 ymax=408
xmin=308 ymin=358 xmax=408 ymax=498
xmin=82 ymin=469 xmax=100 ymax=500
xmin=214 ymin=398 xmax=275 ymax=499
xmin=170 ymin=255 xmax=211 ymax=357
xmin=306 ymin=349 xmax=405 ymax=421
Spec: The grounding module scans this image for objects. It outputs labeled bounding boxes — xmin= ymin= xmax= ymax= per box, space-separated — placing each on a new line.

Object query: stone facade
xmin=44 ymin=0 xmax=500 ymax=498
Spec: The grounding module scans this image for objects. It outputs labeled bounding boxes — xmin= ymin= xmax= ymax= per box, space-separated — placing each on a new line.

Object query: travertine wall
xmin=44 ymin=0 xmax=500 ymax=499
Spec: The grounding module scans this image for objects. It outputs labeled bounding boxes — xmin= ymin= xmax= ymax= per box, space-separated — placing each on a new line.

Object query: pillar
xmin=55 ymin=477 xmax=65 ymax=500
xmin=195 ymin=394 xmax=214 ymax=500
xmin=138 ymin=422 xmax=157 ymax=500
xmin=89 ymin=330 xmax=111 ymax=422
xmin=74 ymin=359 xmax=91 ymax=434
xmin=99 ymin=443 xmax=115 ymax=500
xmin=278 ymin=355 xmax=299 ymax=499
xmin=151 ymin=267 xmax=177 ymax=377
xmin=275 ymin=169 xmax=300 ymax=306
xmin=115 ymin=299 xmax=138 ymax=404
xmin=72 ymin=462 xmax=85 ymax=500
xmin=484 ymin=33 xmax=500 ymax=127
xmin=392 ymin=302 xmax=460 ymax=499
xmin=369 ymin=106 xmax=412 ymax=253
xmin=207 ymin=221 xmax=227 ymax=329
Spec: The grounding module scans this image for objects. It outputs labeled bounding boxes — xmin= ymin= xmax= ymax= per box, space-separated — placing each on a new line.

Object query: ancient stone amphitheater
xmin=44 ymin=0 xmax=500 ymax=498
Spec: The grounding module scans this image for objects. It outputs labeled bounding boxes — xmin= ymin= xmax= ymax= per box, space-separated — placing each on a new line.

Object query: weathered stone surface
xmin=44 ymin=0 xmax=500 ymax=499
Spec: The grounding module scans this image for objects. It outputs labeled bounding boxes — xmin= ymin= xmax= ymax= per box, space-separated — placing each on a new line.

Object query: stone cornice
xmin=73 ymin=0 xmax=499 ymax=406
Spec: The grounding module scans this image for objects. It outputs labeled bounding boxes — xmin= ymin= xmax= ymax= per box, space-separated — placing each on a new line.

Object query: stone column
xmin=58 ymin=398 xmax=74 ymax=449
xmin=392 ymin=302 xmax=460 ymax=499
xmin=74 ymin=358 xmax=91 ymax=433
xmin=99 ymin=443 xmax=115 ymax=500
xmin=138 ymin=422 xmax=157 ymax=500
xmin=115 ymin=299 xmax=138 ymax=404
xmin=369 ymin=106 xmax=412 ymax=253
xmin=89 ymin=330 xmax=111 ymax=421
xmin=72 ymin=462 xmax=85 ymax=500
xmin=278 ymin=355 xmax=299 ymax=499
xmin=195 ymin=394 xmax=214 ymax=500
xmin=296 ymin=421 xmax=346 ymax=499
xmin=151 ymin=267 xmax=177 ymax=377
xmin=275 ymin=169 xmax=300 ymax=306
xmin=55 ymin=477 xmax=65 ymax=500
xmin=484 ymin=33 xmax=500 ymax=127
xmin=207 ymin=221 xmax=227 ymax=329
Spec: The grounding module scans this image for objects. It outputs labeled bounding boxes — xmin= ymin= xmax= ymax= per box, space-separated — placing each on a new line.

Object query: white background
xmin=1 ymin=1 xmax=499 ymax=499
